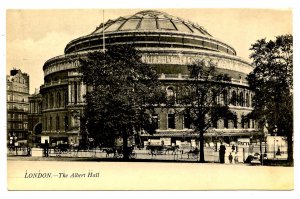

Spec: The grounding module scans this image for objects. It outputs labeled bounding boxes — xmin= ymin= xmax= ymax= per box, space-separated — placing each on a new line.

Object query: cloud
xmin=7 ymin=31 xmax=74 ymax=94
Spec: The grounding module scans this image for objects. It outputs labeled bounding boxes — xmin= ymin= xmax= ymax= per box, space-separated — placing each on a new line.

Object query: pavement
xmin=6 ymin=155 xmax=252 ymax=166
xmin=7 ymin=147 xmax=291 ymax=166
xmin=6 ymin=148 xmax=238 ymax=164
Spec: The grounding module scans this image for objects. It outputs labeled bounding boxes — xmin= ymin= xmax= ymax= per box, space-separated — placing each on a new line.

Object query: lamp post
xmin=273 ymin=126 xmax=278 ymax=159
xmin=13 ymin=134 xmax=18 ymax=155
xmin=263 ymin=122 xmax=268 ymax=156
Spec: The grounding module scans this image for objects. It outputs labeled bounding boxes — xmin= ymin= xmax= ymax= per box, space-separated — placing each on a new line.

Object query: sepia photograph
xmin=4 ymin=4 xmax=296 ymax=192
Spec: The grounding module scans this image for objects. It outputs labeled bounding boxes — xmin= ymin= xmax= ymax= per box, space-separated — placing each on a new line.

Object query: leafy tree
xmin=178 ymin=59 xmax=232 ymax=163
xmin=247 ymin=34 xmax=293 ymax=163
xmin=79 ymin=45 xmax=166 ymax=160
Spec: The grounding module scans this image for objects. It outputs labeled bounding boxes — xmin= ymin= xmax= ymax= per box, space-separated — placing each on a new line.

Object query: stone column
xmin=77 ymin=81 xmax=81 ymax=103
xmin=73 ymin=82 xmax=77 ymax=104
xmin=73 ymin=82 xmax=76 ymax=104
xmin=237 ymin=113 xmax=242 ymax=129
xmin=160 ymin=110 xmax=167 ymax=130
xmin=68 ymin=83 xmax=72 ymax=104
xmin=82 ymin=84 xmax=86 ymax=102
xmin=218 ymin=119 xmax=224 ymax=129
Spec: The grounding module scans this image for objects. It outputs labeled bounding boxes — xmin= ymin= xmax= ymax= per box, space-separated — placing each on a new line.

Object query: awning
xmin=140 ymin=130 xmax=263 ymax=138
xmin=35 ymin=134 xmax=69 ymax=138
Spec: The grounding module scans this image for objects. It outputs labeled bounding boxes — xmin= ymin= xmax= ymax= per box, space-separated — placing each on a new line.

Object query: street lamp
xmin=273 ymin=126 xmax=278 ymax=159
xmin=264 ymin=122 xmax=269 ymax=154
xmin=13 ymin=134 xmax=18 ymax=155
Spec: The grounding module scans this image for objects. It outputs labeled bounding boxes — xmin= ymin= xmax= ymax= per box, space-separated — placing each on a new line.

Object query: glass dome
xmin=64 ymin=10 xmax=237 ymax=56
xmin=90 ymin=10 xmax=212 ymax=36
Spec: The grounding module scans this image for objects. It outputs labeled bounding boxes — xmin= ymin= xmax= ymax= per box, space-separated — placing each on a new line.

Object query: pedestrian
xmin=44 ymin=140 xmax=49 ymax=157
xmin=70 ymin=139 xmax=74 ymax=152
xmin=231 ymin=144 xmax=235 ymax=152
xmin=27 ymin=146 xmax=31 ymax=156
xmin=234 ymin=152 xmax=238 ymax=164
xmin=229 ymin=152 xmax=233 ymax=163
xmin=219 ymin=143 xmax=226 ymax=164
xmin=276 ymin=147 xmax=281 ymax=156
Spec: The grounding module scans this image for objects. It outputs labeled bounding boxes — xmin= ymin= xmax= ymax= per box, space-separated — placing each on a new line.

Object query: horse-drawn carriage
xmin=146 ymin=145 xmax=179 ymax=156
xmin=186 ymin=147 xmax=199 ymax=159
xmin=51 ymin=143 xmax=69 ymax=156
xmin=102 ymin=146 xmax=137 ymax=159
xmin=146 ymin=145 xmax=165 ymax=156
xmin=165 ymin=145 xmax=179 ymax=155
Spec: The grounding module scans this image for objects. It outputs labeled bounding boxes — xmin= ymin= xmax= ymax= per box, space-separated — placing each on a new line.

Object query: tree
xmin=247 ymin=34 xmax=293 ymax=163
xmin=79 ymin=45 xmax=166 ymax=160
xmin=178 ymin=59 xmax=232 ymax=163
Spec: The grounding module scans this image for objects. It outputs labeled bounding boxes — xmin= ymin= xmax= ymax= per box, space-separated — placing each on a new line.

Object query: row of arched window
xmin=44 ymin=90 xmax=68 ymax=109
xmin=230 ymin=90 xmax=252 ymax=107
xmin=44 ymin=115 xmax=69 ymax=132
xmin=151 ymin=112 xmax=254 ymax=130
xmin=166 ymin=86 xmax=253 ymax=107
xmin=212 ymin=116 xmax=255 ymax=129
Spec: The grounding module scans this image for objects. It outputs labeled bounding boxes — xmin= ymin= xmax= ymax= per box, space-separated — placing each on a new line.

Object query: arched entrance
xmin=33 ymin=123 xmax=42 ymax=135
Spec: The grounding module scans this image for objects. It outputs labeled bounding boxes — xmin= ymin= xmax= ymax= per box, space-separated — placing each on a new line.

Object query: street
xmin=7 ymin=159 xmax=293 ymax=190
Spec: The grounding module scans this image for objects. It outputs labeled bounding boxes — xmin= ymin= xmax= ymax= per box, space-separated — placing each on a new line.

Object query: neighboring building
xmin=28 ymin=89 xmax=43 ymax=144
xmin=40 ymin=10 xmax=257 ymax=146
xmin=7 ymin=69 xmax=30 ymax=143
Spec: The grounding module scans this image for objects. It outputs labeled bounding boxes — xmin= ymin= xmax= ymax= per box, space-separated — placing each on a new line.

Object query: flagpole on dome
xmin=102 ymin=9 xmax=105 ymax=53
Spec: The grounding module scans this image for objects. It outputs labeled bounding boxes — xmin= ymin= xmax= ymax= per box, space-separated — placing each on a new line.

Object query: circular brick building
xmin=40 ymin=10 xmax=256 ymax=146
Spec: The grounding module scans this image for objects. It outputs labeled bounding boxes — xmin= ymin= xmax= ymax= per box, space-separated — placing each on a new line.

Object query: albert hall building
xmin=37 ymin=10 xmax=256 ymax=146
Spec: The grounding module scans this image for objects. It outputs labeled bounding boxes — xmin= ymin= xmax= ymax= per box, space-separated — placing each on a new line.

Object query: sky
xmin=6 ymin=9 xmax=292 ymax=94
xmin=1 ymin=0 xmax=300 ymax=197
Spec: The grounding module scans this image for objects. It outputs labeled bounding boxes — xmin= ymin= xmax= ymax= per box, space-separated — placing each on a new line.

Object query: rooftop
xmin=91 ymin=10 xmax=212 ymax=36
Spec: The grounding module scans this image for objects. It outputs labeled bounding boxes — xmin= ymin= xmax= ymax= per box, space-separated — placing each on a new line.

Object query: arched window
xmin=239 ymin=92 xmax=244 ymax=107
xmin=166 ymin=87 xmax=174 ymax=97
xmin=50 ymin=116 xmax=52 ymax=132
xmin=224 ymin=117 xmax=228 ymax=128
xmin=56 ymin=92 xmax=61 ymax=107
xmin=50 ymin=94 xmax=54 ymax=108
xmin=45 ymin=95 xmax=48 ymax=109
xmin=45 ymin=117 xmax=47 ymax=130
xmin=74 ymin=82 xmax=78 ymax=104
xmin=241 ymin=115 xmax=245 ymax=128
xmin=233 ymin=115 xmax=237 ymax=128
xmin=212 ymin=91 xmax=217 ymax=105
xmin=168 ymin=113 xmax=175 ymax=129
xmin=166 ymin=87 xmax=175 ymax=104
xmin=38 ymin=102 xmax=42 ymax=113
xmin=212 ymin=116 xmax=218 ymax=128
xmin=223 ymin=90 xmax=228 ymax=105
xmin=184 ymin=114 xmax=191 ymax=129
xmin=152 ymin=114 xmax=159 ymax=130
xmin=64 ymin=91 xmax=68 ymax=107
xmin=231 ymin=91 xmax=237 ymax=106
xmin=56 ymin=115 xmax=60 ymax=131
xmin=246 ymin=93 xmax=250 ymax=107
xmin=64 ymin=116 xmax=69 ymax=131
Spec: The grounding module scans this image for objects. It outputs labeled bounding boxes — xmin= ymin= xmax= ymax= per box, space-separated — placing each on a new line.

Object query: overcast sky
xmin=6 ymin=9 xmax=292 ymax=94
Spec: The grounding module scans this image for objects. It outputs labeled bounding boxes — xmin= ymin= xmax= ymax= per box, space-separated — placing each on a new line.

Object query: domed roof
xmin=64 ymin=10 xmax=237 ymax=56
xmin=90 ymin=10 xmax=212 ymax=37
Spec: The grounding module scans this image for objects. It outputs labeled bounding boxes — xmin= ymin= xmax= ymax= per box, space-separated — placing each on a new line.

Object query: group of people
xmin=219 ymin=143 xmax=239 ymax=164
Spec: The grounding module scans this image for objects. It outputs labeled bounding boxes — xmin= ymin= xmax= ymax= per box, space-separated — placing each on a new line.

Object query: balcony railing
xmin=40 ymin=79 xmax=68 ymax=89
xmin=7 ymin=107 xmax=28 ymax=112
xmin=158 ymin=73 xmax=249 ymax=86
